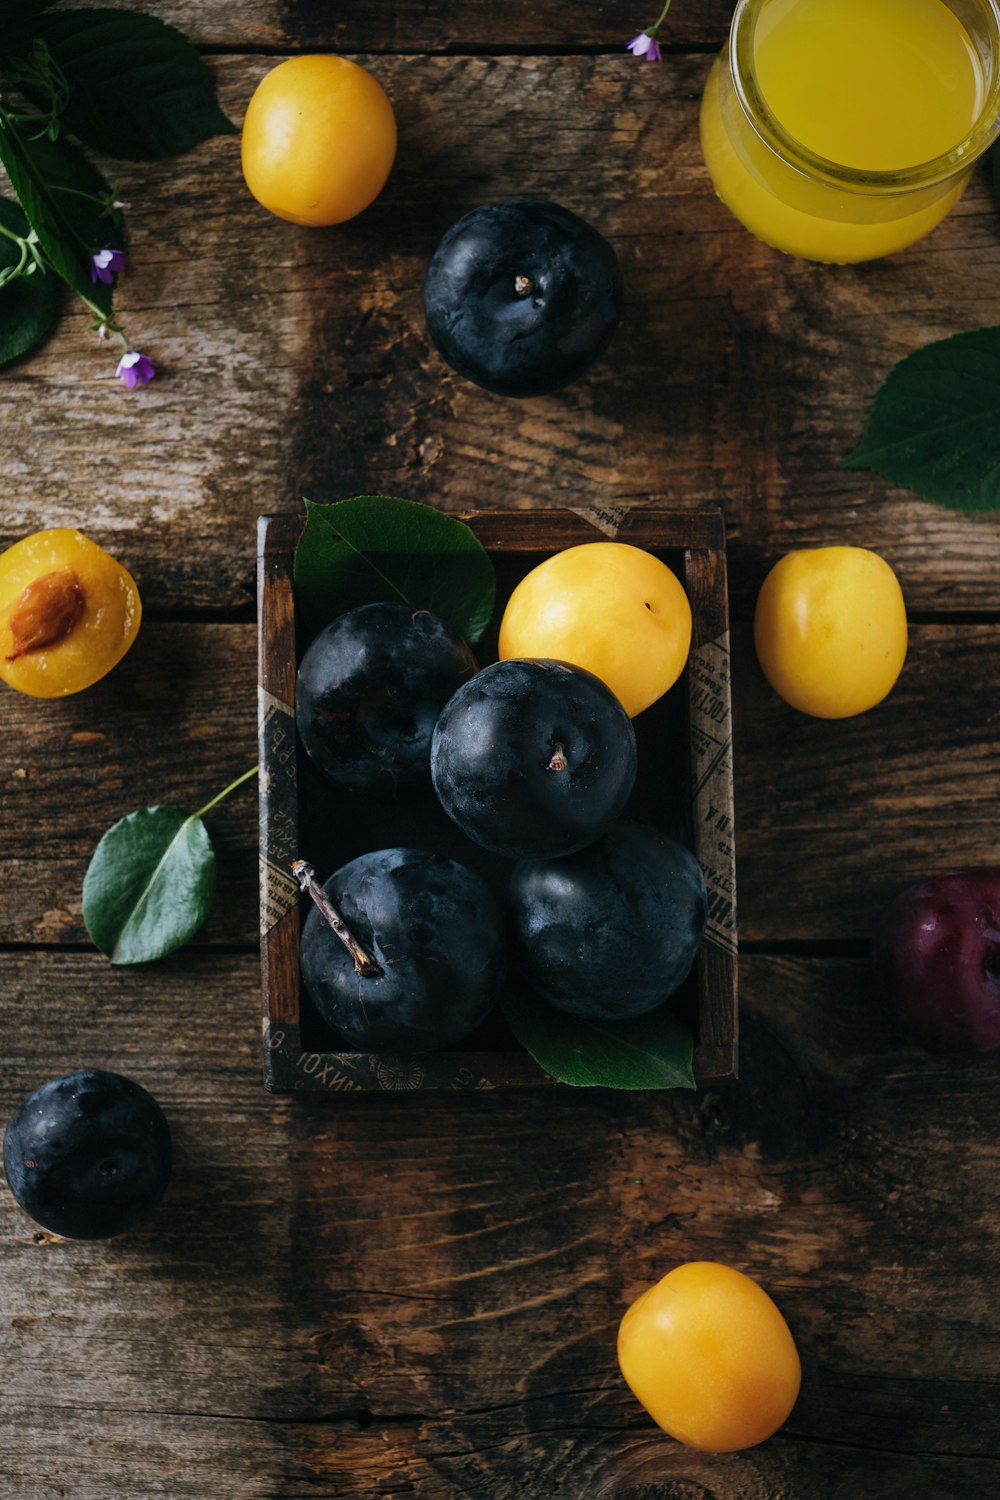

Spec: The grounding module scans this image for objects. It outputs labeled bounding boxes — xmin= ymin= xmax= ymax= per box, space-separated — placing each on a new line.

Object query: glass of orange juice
xmin=700 ymin=0 xmax=1000 ymax=262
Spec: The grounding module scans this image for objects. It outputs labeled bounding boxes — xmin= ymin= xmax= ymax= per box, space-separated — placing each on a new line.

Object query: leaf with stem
xmin=83 ymin=766 xmax=258 ymax=965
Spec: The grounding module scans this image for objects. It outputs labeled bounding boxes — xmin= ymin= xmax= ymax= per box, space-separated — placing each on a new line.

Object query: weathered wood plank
xmin=1 ymin=953 xmax=998 ymax=1497
xmin=4 ymin=1417 xmax=998 ymax=1500
xmin=2 ymin=55 xmax=999 ymax=614
xmin=101 ymin=0 xmax=736 ymax=52
xmin=1 ymin=1410 xmax=328 ymax=1500
xmin=3 ymin=11 xmax=997 ymax=1500
xmin=0 ymin=623 xmax=258 ymax=948
xmin=736 ymin=623 xmax=1000 ymax=940
xmin=1 ymin=620 xmax=994 ymax=946
xmin=4 ymin=1413 xmax=998 ymax=1500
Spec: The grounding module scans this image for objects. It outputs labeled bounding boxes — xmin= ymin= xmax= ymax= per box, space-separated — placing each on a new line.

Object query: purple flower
xmin=91 ymin=248 xmax=128 ymax=285
xmin=117 ymin=351 xmax=155 ymax=389
xmin=627 ymin=32 xmax=663 ymax=62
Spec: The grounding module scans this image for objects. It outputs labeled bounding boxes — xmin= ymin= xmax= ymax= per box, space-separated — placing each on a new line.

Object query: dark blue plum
xmin=3 ymin=1069 xmax=172 ymax=1239
xmin=299 ymin=848 xmax=506 ymax=1053
xmin=508 ymin=823 xmax=708 ymax=1020
xmin=296 ymin=602 xmax=477 ymax=800
xmin=431 ymin=658 xmax=637 ymax=860
xmin=424 ymin=200 xmax=622 ymax=397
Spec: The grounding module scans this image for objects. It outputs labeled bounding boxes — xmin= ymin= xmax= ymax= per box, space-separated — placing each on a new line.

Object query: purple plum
xmin=873 ymin=868 xmax=1000 ymax=1054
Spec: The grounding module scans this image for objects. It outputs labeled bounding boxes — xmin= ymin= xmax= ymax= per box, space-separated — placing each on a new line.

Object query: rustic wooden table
xmin=2 ymin=3 xmax=999 ymax=1496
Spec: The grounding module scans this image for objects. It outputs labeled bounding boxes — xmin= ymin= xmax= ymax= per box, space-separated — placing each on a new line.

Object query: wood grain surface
xmin=95 ymin=1 xmax=738 ymax=52
xmin=3 ymin=52 xmax=1000 ymax=614
xmin=1 ymin=621 xmax=995 ymax=947
xmin=1 ymin=953 xmax=997 ymax=1498
xmin=2 ymin=3 xmax=999 ymax=1498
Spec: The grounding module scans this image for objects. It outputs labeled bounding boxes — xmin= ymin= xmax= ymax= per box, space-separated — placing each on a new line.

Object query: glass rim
xmin=730 ymin=0 xmax=1000 ymax=194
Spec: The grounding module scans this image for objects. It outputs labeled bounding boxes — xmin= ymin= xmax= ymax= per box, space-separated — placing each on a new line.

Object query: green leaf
xmin=0 ymin=194 xmax=60 ymax=366
xmin=503 ymin=989 xmax=697 ymax=1090
xmin=83 ymin=806 xmax=217 ymax=965
xmin=0 ymin=1 xmax=57 ymax=26
xmin=0 ymin=115 xmax=121 ymax=313
xmin=844 ymin=326 xmax=1000 ymax=511
xmin=10 ymin=9 xmax=237 ymax=163
xmin=294 ymin=495 xmax=497 ymax=646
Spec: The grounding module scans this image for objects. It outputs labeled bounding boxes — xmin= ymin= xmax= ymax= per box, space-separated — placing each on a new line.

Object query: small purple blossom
xmin=627 ymin=31 xmax=662 ymax=62
xmin=117 ymin=350 xmax=155 ymax=389
xmin=91 ymin=248 xmax=128 ymax=285
xmin=628 ymin=3 xmax=671 ymax=60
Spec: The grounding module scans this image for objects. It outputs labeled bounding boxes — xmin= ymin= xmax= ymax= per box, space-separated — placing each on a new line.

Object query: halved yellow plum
xmin=0 ymin=529 xmax=141 ymax=698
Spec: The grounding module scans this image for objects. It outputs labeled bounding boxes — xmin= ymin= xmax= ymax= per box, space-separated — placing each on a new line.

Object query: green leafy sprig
xmin=0 ymin=2 xmax=235 ymax=379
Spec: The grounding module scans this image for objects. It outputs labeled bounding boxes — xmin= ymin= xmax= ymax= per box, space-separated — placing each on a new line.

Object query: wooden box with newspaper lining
xmin=258 ymin=508 xmax=737 ymax=1093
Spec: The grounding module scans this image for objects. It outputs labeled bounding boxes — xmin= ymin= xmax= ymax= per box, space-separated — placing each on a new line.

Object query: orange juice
xmin=700 ymin=0 xmax=999 ymax=262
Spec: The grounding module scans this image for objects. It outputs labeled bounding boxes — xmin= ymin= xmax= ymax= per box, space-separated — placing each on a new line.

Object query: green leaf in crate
xmin=294 ymin=495 xmax=497 ymax=646
xmin=0 ymin=116 xmax=121 ymax=313
xmin=0 ymin=195 xmax=61 ymax=366
xmin=83 ymin=806 xmax=217 ymax=965
xmin=504 ymin=988 xmax=697 ymax=1090
xmin=844 ymin=327 xmax=1000 ymax=511
xmin=9 ymin=9 xmax=237 ymax=163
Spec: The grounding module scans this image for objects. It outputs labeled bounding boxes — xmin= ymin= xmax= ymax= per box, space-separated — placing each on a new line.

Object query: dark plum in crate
xmin=296 ymin=601 xmax=477 ymax=799
xmin=431 ymin=657 xmax=638 ymax=860
xmin=257 ymin=509 xmax=739 ymax=1089
xmin=298 ymin=848 xmax=507 ymax=1053
xmin=508 ymin=823 xmax=708 ymax=1021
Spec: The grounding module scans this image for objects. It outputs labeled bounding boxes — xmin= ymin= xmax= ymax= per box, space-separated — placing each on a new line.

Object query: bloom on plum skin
xmin=91 ymin=248 xmax=128 ymax=285
xmin=116 ymin=351 xmax=156 ymax=389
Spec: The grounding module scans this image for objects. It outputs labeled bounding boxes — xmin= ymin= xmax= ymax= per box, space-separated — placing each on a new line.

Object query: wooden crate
xmin=257 ymin=508 xmax=737 ymax=1093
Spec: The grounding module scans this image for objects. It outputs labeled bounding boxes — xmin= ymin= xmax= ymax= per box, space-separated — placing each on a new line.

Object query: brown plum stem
xmin=514 ymin=274 xmax=533 ymax=296
xmin=548 ymin=741 xmax=568 ymax=772
xmin=292 ymin=859 xmax=382 ymax=978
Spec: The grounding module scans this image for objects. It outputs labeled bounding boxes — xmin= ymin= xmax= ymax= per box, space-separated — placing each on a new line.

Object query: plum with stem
xmin=296 ymin=850 xmax=506 ymax=1052
xmin=431 ymin=658 xmax=637 ymax=860
xmin=424 ymin=200 xmax=622 ymax=397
